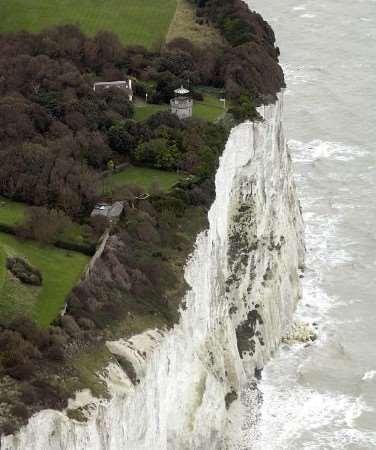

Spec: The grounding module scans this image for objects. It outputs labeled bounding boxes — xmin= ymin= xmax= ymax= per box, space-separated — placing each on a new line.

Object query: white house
xmin=93 ymin=80 xmax=133 ymax=102
xmin=91 ymin=202 xmax=124 ymax=224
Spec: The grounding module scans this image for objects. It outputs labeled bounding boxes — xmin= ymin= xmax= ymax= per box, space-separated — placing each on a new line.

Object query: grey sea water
xmin=245 ymin=0 xmax=376 ymax=448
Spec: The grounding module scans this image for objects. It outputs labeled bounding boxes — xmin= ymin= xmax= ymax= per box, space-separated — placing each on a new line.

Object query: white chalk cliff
xmin=1 ymin=94 xmax=304 ymax=450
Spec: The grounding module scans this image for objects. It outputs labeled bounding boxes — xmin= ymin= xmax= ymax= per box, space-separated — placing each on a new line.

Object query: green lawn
xmin=0 ymin=197 xmax=27 ymax=227
xmin=58 ymin=222 xmax=97 ymax=250
xmin=193 ymin=95 xmax=225 ymax=122
xmin=0 ymin=0 xmax=177 ymax=48
xmin=134 ymin=94 xmax=224 ymax=123
xmin=0 ymin=233 xmax=89 ymax=327
xmin=105 ymin=166 xmax=181 ymax=193
xmin=134 ymin=104 xmax=168 ymax=122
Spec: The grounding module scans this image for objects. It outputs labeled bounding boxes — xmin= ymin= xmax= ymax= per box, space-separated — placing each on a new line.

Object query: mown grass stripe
xmin=0 ymin=0 xmax=177 ymax=48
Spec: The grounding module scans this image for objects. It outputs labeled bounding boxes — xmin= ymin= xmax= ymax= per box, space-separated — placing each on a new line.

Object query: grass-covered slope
xmin=0 ymin=0 xmax=177 ymax=47
xmin=0 ymin=233 xmax=89 ymax=327
xmin=104 ymin=166 xmax=182 ymax=194
xmin=0 ymin=197 xmax=26 ymax=227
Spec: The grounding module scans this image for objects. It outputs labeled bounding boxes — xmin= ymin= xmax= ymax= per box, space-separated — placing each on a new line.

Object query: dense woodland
xmin=190 ymin=0 xmax=284 ymax=91
xmin=0 ymin=0 xmax=283 ymax=216
xmin=0 ymin=0 xmax=284 ymax=434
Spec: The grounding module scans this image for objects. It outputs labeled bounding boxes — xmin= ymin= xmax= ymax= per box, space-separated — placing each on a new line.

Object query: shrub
xmin=0 ymin=223 xmax=16 ymax=235
xmin=21 ymin=207 xmax=72 ymax=244
xmin=146 ymin=112 xmax=183 ymax=130
xmin=90 ymin=215 xmax=108 ymax=236
xmin=6 ymin=257 xmax=42 ymax=286
xmin=77 ymin=317 xmax=95 ymax=330
xmin=46 ymin=344 xmax=65 ymax=362
xmin=11 ymin=318 xmax=49 ymax=350
xmin=0 ymin=330 xmax=36 ymax=362
xmin=61 ymin=315 xmax=80 ymax=337
xmin=133 ymin=138 xmax=179 ymax=170
xmin=1 ymin=421 xmax=17 ymax=436
xmin=20 ymin=385 xmax=38 ymax=405
xmin=11 ymin=403 xmax=29 ymax=420
xmin=229 ymin=95 xmax=258 ymax=121
xmin=54 ymin=240 xmax=96 ymax=256
xmin=107 ymin=125 xmax=135 ymax=153
xmin=31 ymin=378 xmax=70 ymax=409
xmin=5 ymin=360 xmax=35 ymax=380
xmin=135 ymin=222 xmax=160 ymax=244
xmin=152 ymin=195 xmax=186 ymax=217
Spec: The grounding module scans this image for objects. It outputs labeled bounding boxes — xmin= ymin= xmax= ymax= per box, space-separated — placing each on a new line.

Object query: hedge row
xmin=0 ymin=223 xmax=95 ymax=256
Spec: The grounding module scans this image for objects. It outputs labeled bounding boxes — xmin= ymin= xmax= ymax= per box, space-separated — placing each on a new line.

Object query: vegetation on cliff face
xmin=189 ymin=0 xmax=285 ymax=101
xmin=0 ymin=0 xmax=284 ymax=436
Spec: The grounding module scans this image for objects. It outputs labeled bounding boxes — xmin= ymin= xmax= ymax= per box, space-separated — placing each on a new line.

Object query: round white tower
xmin=170 ymin=86 xmax=193 ymax=119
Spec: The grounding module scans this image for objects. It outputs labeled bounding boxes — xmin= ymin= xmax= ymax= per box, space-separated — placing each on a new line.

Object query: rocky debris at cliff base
xmin=66 ymin=389 xmax=97 ymax=413
xmin=281 ymin=321 xmax=317 ymax=345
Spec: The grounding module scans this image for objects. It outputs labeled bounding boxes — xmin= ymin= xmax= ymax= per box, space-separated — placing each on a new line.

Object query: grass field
xmin=0 ymin=233 xmax=89 ymax=327
xmin=134 ymin=104 xmax=168 ymax=122
xmin=0 ymin=197 xmax=27 ymax=227
xmin=0 ymin=0 xmax=177 ymax=48
xmin=166 ymin=0 xmax=224 ymax=47
xmin=192 ymin=95 xmax=225 ymax=122
xmin=134 ymin=94 xmax=225 ymax=123
xmin=105 ymin=166 xmax=181 ymax=194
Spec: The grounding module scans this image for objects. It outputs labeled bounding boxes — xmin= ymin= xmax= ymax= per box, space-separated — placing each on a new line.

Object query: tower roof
xmin=174 ymin=85 xmax=190 ymax=95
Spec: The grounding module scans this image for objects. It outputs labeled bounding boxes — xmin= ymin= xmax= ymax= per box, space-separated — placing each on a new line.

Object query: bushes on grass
xmin=108 ymin=125 xmax=136 ymax=153
xmin=18 ymin=207 xmax=71 ymax=244
xmin=54 ymin=240 xmax=96 ymax=256
xmin=6 ymin=257 xmax=42 ymax=286
xmin=0 ymin=223 xmax=16 ymax=235
xmin=133 ymin=138 xmax=179 ymax=170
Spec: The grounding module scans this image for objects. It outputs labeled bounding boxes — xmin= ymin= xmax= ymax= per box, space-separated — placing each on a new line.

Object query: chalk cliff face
xmin=1 ymin=95 xmax=304 ymax=450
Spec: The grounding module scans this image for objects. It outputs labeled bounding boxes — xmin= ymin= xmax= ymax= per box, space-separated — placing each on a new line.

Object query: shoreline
xmin=2 ymin=96 xmax=305 ymax=449
xmin=0 ymin=0 xmax=287 ymax=441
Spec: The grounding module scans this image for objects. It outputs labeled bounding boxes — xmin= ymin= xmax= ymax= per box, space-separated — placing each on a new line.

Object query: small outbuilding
xmin=170 ymin=86 xmax=193 ymax=119
xmin=91 ymin=201 xmax=124 ymax=224
xmin=93 ymin=80 xmax=133 ymax=102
